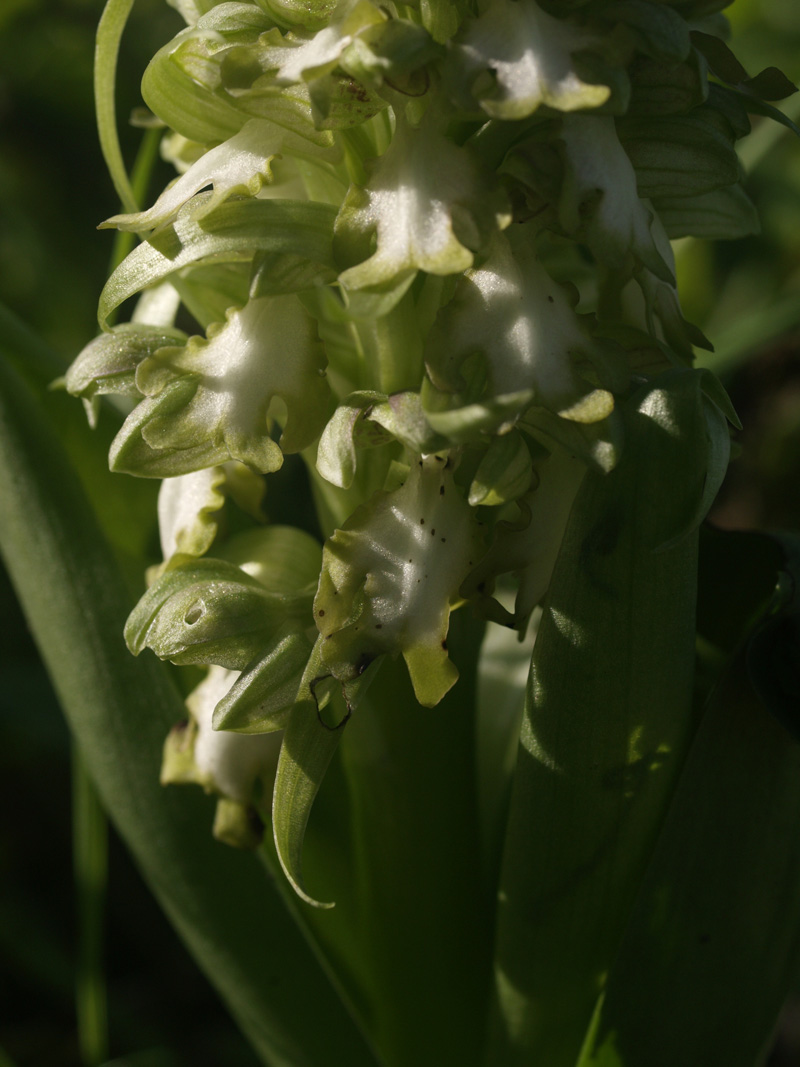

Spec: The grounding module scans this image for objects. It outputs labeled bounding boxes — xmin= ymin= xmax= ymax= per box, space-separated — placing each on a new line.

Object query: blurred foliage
xmin=1 ymin=0 xmax=800 ymax=1063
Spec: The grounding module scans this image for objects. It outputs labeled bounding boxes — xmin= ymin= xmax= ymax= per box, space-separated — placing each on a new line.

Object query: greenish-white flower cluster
xmin=68 ymin=0 xmax=793 ymax=879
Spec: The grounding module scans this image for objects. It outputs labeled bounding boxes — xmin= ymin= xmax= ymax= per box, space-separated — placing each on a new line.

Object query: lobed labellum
xmin=110 ymin=294 xmax=332 ymax=477
xmin=314 ymin=453 xmax=487 ymax=707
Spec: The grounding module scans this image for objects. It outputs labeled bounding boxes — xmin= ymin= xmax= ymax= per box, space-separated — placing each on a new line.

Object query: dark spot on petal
xmin=441 ymin=640 xmax=448 ymax=650
xmin=375 ymin=624 xmax=382 ymax=629
xmin=420 ymin=518 xmax=425 ymax=525
xmin=431 ymin=528 xmax=436 ymax=536
xmin=318 ymin=609 xmax=325 ymax=617
xmin=547 ymin=295 xmax=554 ymax=303
xmin=477 ymin=581 xmax=486 ymax=592
xmin=441 ymin=538 xmax=446 ymax=543
xmin=439 ymin=486 xmax=445 ymax=496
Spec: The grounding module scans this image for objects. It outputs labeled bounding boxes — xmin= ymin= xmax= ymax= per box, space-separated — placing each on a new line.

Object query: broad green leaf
xmin=488 ymin=377 xmax=706 ymax=1067
xmin=99 ymin=197 xmax=338 ymax=328
xmin=337 ymin=619 xmax=491 ymax=1067
xmin=578 ymin=541 xmax=800 ymax=1066
xmin=0 ymin=356 xmax=380 ymax=1067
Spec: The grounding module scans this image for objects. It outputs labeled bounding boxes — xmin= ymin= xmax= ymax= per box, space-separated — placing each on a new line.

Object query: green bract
xmin=59 ymin=1 xmax=799 ymax=1056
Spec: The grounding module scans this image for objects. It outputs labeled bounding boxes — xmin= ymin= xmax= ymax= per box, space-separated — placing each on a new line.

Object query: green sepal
xmin=602 ymin=0 xmax=690 ymax=64
xmin=65 ymin=323 xmax=187 ymax=426
xmin=213 ymin=627 xmax=316 ymax=734
xmin=654 ymin=183 xmax=759 ymax=241
xmin=617 ymin=103 xmax=742 ymax=201
xmin=124 ymin=557 xmax=312 ymax=669
xmin=462 ymin=446 xmax=587 ymax=626
xmin=628 ymin=368 xmax=734 ymax=552
xmin=272 ymin=637 xmax=382 ymax=907
xmin=692 ymin=31 xmax=798 ymax=102
xmin=141 ymin=5 xmax=274 ymax=145
xmin=468 ymin=431 xmax=533 ymax=507
xmin=99 ymin=196 xmax=338 ymax=329
xmin=212 ymin=797 xmax=264 ymax=850
xmin=101 ymin=118 xmax=341 ymax=236
xmin=218 ymin=524 xmax=323 ymax=595
xmin=259 ymin=0 xmax=339 ymax=31
xmin=627 ymin=50 xmax=709 ymax=118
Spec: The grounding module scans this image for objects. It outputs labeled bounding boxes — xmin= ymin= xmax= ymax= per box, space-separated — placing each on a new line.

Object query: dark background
xmin=1 ymin=0 xmax=800 ymax=1063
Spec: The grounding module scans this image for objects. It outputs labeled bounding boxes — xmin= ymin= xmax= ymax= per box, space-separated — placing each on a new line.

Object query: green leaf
xmin=488 ymin=378 xmax=705 ymax=1067
xmin=579 ymin=647 xmax=800 ymax=1066
xmin=95 ymin=0 xmax=138 ymax=213
xmin=99 ymin=196 xmax=338 ymax=328
xmin=271 ymin=638 xmax=381 ymax=907
xmin=0 ymin=355 xmax=380 ymax=1067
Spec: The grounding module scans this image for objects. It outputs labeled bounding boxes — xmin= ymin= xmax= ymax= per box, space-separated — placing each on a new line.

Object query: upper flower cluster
xmin=68 ymin=0 xmax=793 ymax=885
